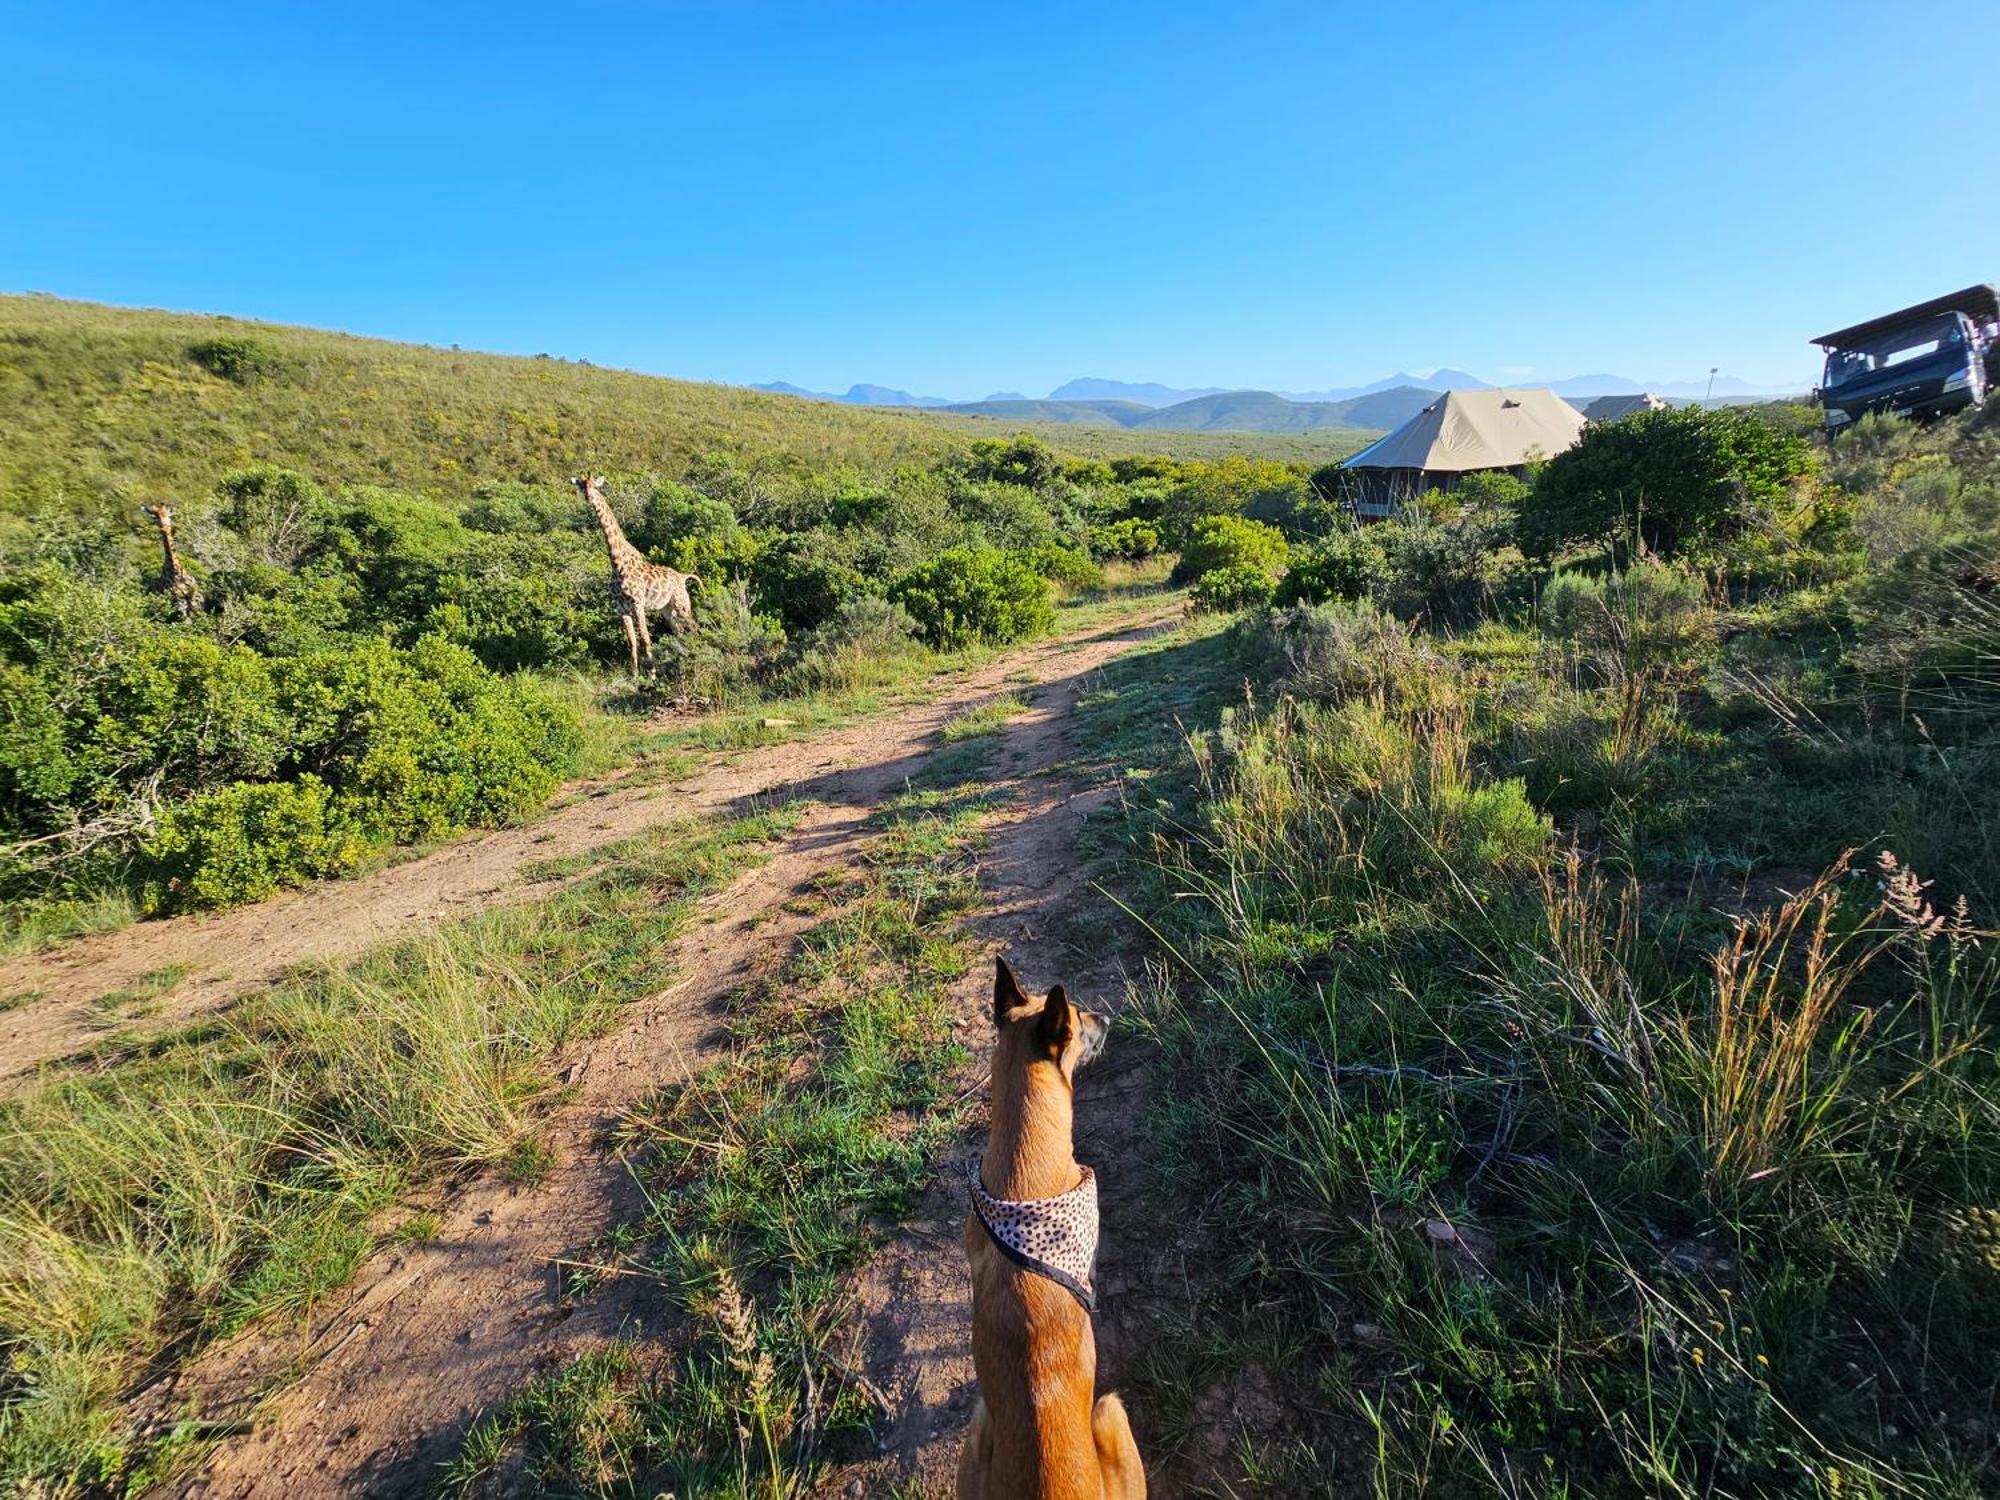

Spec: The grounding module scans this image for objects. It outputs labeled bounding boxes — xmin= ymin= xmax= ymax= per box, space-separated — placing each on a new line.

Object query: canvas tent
xmin=1581 ymin=392 xmax=1669 ymax=423
xmin=1340 ymin=388 xmax=1585 ymax=516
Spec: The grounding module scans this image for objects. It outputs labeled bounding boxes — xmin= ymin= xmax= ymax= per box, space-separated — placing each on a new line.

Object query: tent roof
xmin=1342 ymin=387 xmax=1585 ymax=474
xmin=1581 ymin=392 xmax=1669 ymax=422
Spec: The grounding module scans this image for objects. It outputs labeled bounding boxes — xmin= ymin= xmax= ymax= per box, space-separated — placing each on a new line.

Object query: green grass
xmin=0 ymin=805 xmax=798 ymax=1493
xmin=0 ymin=294 xmax=1360 ymax=533
xmin=446 ymin=767 xmax=1004 ymax=1497
xmin=938 ymin=691 xmax=1030 ymax=742
xmin=1070 ymin=592 xmax=2000 ymax=1496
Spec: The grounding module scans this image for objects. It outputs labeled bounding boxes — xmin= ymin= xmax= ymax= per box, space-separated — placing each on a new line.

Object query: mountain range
xmin=751 ymin=368 xmax=1807 ymax=434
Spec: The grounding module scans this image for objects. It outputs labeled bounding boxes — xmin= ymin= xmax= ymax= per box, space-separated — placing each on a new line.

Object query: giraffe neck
xmin=587 ymin=494 xmax=647 ymax=576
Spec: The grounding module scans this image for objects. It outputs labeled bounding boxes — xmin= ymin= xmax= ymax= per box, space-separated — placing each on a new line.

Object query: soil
xmin=0 ymin=604 xmax=1177 ymax=1096
xmin=108 ymin=597 xmax=1211 ymax=1497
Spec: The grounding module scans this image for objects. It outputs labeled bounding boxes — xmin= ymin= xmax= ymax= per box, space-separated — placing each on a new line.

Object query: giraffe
xmin=144 ymin=503 xmax=203 ymax=621
xmin=572 ymin=475 xmax=702 ymax=675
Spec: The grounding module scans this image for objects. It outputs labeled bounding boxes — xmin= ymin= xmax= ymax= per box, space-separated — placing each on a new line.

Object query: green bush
xmin=144 ymin=776 xmax=361 ymax=912
xmin=1266 ymin=600 xmax=1454 ymax=710
xmin=1275 ymin=529 xmax=1388 ymax=606
xmin=1020 ymin=540 xmax=1106 ymax=592
xmin=1190 ymin=564 xmax=1276 ymax=612
xmin=274 ymin=637 xmax=581 ymax=849
xmin=1172 ymin=514 xmax=1288 ymax=584
xmin=1373 ymin=512 xmax=1520 ymax=625
xmin=889 ymin=547 xmax=1054 ymax=650
xmin=653 ymin=584 xmax=787 ymax=703
xmin=633 ymin=482 xmax=757 ymax=579
xmin=1519 ymin=405 xmax=1813 ymax=559
xmin=749 ymin=531 xmax=872 ymax=634
xmin=1539 ymin=561 xmax=1715 ymax=679
xmin=1088 ymin=518 xmax=1161 ymax=560
xmin=187 ymin=335 xmax=285 ymax=384
xmin=779 ymin=596 xmax=923 ymax=695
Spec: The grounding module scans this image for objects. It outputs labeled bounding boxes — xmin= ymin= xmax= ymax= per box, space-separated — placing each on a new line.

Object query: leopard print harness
xmin=967 ymin=1158 xmax=1099 ymax=1312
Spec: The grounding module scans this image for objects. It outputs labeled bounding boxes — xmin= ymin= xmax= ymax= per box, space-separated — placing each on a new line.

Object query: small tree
xmin=1518 ymin=406 xmax=1811 ymax=559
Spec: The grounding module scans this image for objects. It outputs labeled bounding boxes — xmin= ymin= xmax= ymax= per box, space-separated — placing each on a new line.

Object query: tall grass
xmin=446 ymin=779 xmax=996 ymax=1497
xmin=1073 ymin=599 xmax=2000 ymax=1495
xmin=0 ymin=807 xmax=797 ymax=1491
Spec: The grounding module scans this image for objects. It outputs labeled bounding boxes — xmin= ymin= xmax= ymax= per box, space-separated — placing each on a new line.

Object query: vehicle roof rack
xmin=1812 ymin=285 xmax=2000 ymax=349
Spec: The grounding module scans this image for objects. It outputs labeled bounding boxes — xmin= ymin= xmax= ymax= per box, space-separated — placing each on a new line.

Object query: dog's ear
xmin=994 ymin=955 xmax=1032 ymax=1025
xmin=1034 ymin=983 xmax=1075 ymax=1053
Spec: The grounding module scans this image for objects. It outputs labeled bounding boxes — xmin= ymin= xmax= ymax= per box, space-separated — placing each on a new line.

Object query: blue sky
xmin=4 ymin=1 xmax=1994 ymax=399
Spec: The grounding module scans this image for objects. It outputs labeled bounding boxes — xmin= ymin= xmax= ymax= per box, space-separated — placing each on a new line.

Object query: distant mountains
xmin=750 ymin=368 xmax=1807 ymax=433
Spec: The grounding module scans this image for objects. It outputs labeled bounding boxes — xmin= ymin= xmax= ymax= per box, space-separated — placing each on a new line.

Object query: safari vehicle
xmin=1812 ymin=284 xmax=2000 ymax=436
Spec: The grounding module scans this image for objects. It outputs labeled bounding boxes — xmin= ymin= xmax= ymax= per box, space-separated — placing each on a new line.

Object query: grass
xmin=938 ymin=691 xmax=1030 ymax=741
xmin=0 ymin=295 xmax=1363 ymax=534
xmin=0 ymin=805 xmax=798 ymax=1493
xmin=445 ymin=762 xmax=1005 ymax=1497
xmin=1066 ymin=587 xmax=2000 ymax=1496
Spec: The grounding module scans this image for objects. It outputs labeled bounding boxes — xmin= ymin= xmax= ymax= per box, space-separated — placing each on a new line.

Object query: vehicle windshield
xmin=1823 ymin=313 xmax=1967 ymax=390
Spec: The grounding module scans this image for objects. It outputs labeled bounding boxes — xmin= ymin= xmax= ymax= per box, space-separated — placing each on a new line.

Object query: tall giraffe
xmin=572 ymin=475 xmax=702 ymax=674
xmin=144 ymin=503 xmax=203 ymax=621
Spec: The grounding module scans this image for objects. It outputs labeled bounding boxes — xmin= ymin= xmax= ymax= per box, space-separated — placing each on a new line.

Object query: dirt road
xmin=0 ymin=601 xmax=1178 ymax=1095
xmin=119 ymin=598 xmax=1190 ymax=1496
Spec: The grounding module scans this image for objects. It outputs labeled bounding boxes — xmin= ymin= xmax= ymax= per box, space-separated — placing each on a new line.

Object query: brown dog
xmin=958 ymin=957 xmax=1145 ymax=1499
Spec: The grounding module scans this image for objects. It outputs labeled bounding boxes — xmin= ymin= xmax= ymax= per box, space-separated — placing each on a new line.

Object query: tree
xmin=1518 ymin=406 xmax=1811 ymax=559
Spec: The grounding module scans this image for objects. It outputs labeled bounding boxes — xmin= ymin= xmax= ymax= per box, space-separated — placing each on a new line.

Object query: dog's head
xmin=992 ymin=955 xmax=1108 ymax=1087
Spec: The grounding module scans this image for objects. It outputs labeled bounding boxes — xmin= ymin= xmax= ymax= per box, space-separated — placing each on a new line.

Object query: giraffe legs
xmin=620 ymin=613 xmax=642 ymax=677
xmin=631 ymin=607 xmax=655 ymax=668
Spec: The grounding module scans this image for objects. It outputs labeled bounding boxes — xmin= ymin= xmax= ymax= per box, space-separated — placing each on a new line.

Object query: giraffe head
xmin=144 ymin=504 xmax=175 ymax=530
xmin=571 ymin=475 xmax=608 ymax=503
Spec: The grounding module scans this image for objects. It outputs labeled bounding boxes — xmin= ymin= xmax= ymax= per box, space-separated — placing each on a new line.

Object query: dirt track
xmin=0 ymin=602 xmax=1178 ymax=1095
xmin=101 ymin=598 xmax=1194 ymax=1496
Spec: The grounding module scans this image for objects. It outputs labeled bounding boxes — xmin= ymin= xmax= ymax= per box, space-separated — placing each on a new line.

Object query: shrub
xmin=144 ymin=776 xmax=361 ymax=911
xmin=1519 ymin=405 xmax=1813 ymax=559
xmin=1173 ymin=515 xmax=1288 ymax=584
xmin=1190 ymin=564 xmax=1276 ymax=612
xmin=274 ymin=637 xmax=581 ymax=849
xmin=749 ymin=532 xmax=872 ymax=634
xmin=1020 ymin=540 xmax=1106 ymax=592
xmin=632 ymin=483 xmax=756 ymax=579
xmin=186 ymin=335 xmax=285 ymax=384
xmin=1540 ymin=561 xmax=1715 ymax=680
xmin=216 ymin=465 xmax=331 ymax=567
xmin=889 ymin=547 xmax=1054 ymax=650
xmin=653 ymin=584 xmax=786 ymax=702
xmin=1088 ymin=518 xmax=1161 ymax=560
xmin=779 ymin=596 xmax=923 ymax=695
xmin=1275 ymin=529 xmax=1388 ymax=606
xmin=1266 ymin=600 xmax=1454 ymax=710
xmin=1373 ymin=512 xmax=1520 ymax=624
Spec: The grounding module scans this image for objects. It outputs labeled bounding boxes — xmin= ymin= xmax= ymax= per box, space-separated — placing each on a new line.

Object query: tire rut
xmin=145 ymin=605 xmax=1179 ymax=1498
xmin=0 ymin=603 xmax=1177 ymax=1097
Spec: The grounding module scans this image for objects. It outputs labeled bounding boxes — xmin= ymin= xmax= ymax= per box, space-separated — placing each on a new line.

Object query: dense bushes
xmin=888 ymin=546 xmax=1055 ymax=649
xmin=1520 ymin=405 xmax=1813 ymax=558
xmin=1173 ymin=514 xmax=1288 ymax=584
xmin=4 ymin=421 xmax=1273 ymax=925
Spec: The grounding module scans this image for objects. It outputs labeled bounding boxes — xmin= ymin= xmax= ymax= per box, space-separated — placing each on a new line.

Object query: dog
xmin=958 ymin=956 xmax=1145 ymax=1499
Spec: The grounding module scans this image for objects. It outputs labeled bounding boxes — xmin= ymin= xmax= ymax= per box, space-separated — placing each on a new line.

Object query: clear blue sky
xmin=4 ymin=1 xmax=1994 ymax=399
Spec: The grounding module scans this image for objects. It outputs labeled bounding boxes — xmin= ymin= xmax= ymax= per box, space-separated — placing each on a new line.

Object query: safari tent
xmin=1580 ymin=392 xmax=1669 ymax=423
xmin=1339 ymin=388 xmax=1586 ymax=516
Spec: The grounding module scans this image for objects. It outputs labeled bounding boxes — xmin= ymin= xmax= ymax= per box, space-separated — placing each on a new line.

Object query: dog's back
xmin=958 ymin=958 xmax=1145 ymax=1500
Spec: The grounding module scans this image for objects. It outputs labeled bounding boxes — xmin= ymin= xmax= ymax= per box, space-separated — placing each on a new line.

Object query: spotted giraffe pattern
xmin=572 ymin=476 xmax=703 ymax=674
xmin=146 ymin=504 xmax=202 ymax=621
xmin=968 ymin=1157 xmax=1099 ymax=1311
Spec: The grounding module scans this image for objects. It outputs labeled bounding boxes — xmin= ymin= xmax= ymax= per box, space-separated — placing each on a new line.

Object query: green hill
xmin=0 ymin=295 xmax=1371 ymax=541
xmin=940 ymin=385 xmax=1421 ymax=440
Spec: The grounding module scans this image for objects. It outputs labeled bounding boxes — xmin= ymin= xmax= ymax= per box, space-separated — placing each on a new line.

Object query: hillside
xmin=0 ymin=296 xmax=1359 ymax=534
xmin=936 ymin=383 xmax=1436 ymax=436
